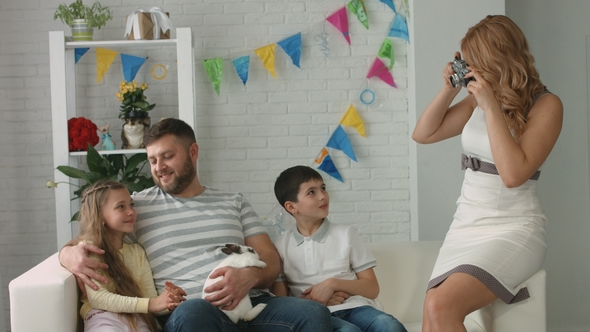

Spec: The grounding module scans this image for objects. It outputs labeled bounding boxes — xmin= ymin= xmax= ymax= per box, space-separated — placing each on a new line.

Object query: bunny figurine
xmin=98 ymin=124 xmax=117 ymax=151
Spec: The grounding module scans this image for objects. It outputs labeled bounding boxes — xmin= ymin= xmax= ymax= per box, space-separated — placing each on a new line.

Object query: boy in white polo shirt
xmin=271 ymin=165 xmax=407 ymax=332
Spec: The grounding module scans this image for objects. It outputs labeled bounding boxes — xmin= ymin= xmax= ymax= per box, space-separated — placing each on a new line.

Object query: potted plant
xmin=54 ymin=0 xmax=113 ymax=41
xmin=47 ymin=144 xmax=155 ymax=221
xmin=117 ymin=80 xmax=155 ymax=149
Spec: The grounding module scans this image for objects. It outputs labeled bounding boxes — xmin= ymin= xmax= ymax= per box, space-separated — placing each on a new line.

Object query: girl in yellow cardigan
xmin=77 ymin=180 xmax=186 ymax=331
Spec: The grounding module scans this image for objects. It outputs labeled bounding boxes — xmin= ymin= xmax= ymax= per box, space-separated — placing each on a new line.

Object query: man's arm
xmin=59 ymin=242 xmax=109 ymax=291
xmin=203 ymin=233 xmax=280 ymax=310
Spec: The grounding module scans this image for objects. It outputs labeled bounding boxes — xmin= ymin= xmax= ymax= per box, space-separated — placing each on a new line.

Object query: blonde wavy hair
xmin=78 ymin=180 xmax=159 ymax=332
xmin=461 ymin=15 xmax=546 ymax=139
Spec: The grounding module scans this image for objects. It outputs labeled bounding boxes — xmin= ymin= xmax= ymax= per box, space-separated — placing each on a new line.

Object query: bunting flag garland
xmin=203 ymin=57 xmax=223 ymax=95
xmin=120 ymin=53 xmax=147 ymax=82
xmin=367 ymin=57 xmax=396 ymax=87
xmin=347 ymin=0 xmax=369 ymax=30
xmin=388 ymin=14 xmax=410 ymax=43
xmin=254 ymin=44 xmax=277 ymax=79
xmin=326 ymin=125 xmax=357 ymax=162
xmin=326 ymin=7 xmax=351 ymax=45
xmin=96 ymin=48 xmax=118 ymax=83
xmin=380 ymin=0 xmax=396 ymax=12
xmin=277 ymin=33 xmax=302 ymax=68
xmin=232 ymin=55 xmax=250 ymax=85
xmin=340 ymin=104 xmax=366 ymax=137
xmin=75 ymin=48 xmax=89 ymax=64
xmin=378 ymin=38 xmax=395 ymax=70
xmin=315 ymin=147 xmax=344 ymax=182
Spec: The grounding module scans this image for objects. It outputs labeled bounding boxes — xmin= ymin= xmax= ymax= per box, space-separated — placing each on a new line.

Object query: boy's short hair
xmin=274 ymin=165 xmax=324 ymax=209
xmin=143 ymin=118 xmax=196 ymax=150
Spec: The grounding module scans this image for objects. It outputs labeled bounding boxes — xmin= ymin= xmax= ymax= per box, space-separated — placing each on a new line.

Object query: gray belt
xmin=461 ymin=154 xmax=540 ymax=181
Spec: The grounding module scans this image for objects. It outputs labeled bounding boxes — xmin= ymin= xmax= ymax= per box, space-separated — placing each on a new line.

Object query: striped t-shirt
xmin=130 ymin=186 xmax=268 ymax=299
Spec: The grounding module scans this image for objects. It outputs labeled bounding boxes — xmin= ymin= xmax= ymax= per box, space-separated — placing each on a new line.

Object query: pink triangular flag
xmin=367 ymin=58 xmax=396 ymax=87
xmin=326 ymin=7 xmax=351 ymax=45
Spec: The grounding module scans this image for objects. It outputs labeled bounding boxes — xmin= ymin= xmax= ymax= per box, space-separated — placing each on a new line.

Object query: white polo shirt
xmin=274 ymin=218 xmax=382 ymax=312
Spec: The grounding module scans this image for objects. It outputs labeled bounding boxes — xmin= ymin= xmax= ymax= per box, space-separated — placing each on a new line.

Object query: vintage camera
xmin=449 ymin=59 xmax=475 ymax=88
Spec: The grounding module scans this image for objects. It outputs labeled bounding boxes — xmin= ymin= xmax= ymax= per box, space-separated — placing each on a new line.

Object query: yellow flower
xmin=46 ymin=180 xmax=58 ymax=188
xmin=140 ymin=83 xmax=148 ymax=90
xmin=122 ymin=88 xmax=128 ymax=94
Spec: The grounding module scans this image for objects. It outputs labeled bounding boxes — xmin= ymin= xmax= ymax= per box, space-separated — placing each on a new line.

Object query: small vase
xmin=121 ymin=112 xmax=150 ymax=149
xmin=70 ymin=19 xmax=94 ymax=41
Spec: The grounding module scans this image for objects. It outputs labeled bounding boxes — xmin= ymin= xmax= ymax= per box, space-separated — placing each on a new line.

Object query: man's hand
xmin=59 ymin=243 xmax=108 ymax=292
xmin=203 ymin=266 xmax=260 ymax=311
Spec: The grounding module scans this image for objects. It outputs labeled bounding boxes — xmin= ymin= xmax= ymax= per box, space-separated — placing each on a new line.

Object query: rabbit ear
xmin=221 ymin=246 xmax=233 ymax=255
xmin=224 ymin=244 xmax=241 ymax=254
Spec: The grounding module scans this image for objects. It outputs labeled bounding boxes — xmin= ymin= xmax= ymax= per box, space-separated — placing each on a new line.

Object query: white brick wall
xmin=0 ymin=0 xmax=409 ymax=330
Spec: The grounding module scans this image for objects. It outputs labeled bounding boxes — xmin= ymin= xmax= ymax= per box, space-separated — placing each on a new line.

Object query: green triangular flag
xmin=203 ymin=57 xmax=223 ymax=96
xmin=378 ymin=38 xmax=395 ymax=70
xmin=347 ymin=0 xmax=369 ymax=30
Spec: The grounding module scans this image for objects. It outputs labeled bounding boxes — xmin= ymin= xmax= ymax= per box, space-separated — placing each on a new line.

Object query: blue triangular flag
xmin=75 ymin=48 xmax=89 ymax=64
xmin=120 ymin=53 xmax=147 ymax=82
xmin=380 ymin=0 xmax=396 ymax=12
xmin=326 ymin=125 xmax=357 ymax=162
xmin=232 ymin=55 xmax=250 ymax=85
xmin=388 ymin=14 xmax=410 ymax=43
xmin=317 ymin=154 xmax=344 ymax=182
xmin=277 ymin=33 xmax=302 ymax=68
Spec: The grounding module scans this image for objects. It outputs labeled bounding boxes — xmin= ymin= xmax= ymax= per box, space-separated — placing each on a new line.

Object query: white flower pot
xmin=70 ymin=19 xmax=94 ymax=41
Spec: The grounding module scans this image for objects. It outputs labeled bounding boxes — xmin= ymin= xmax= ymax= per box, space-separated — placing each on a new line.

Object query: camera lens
xmin=449 ymin=74 xmax=459 ymax=88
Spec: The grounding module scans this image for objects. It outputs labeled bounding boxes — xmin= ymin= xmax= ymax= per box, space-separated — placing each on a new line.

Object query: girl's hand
xmin=464 ymin=66 xmax=497 ymax=112
xmin=148 ymin=281 xmax=186 ymax=312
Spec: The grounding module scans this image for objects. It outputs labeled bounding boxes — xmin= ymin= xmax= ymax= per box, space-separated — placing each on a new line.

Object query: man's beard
xmin=156 ymin=156 xmax=196 ymax=195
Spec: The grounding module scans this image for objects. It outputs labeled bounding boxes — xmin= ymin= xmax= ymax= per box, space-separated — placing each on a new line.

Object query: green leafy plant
xmin=47 ymin=144 xmax=154 ymax=221
xmin=53 ymin=0 xmax=113 ymax=29
xmin=116 ymin=80 xmax=156 ymax=119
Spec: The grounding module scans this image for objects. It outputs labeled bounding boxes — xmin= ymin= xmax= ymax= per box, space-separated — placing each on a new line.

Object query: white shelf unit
xmin=49 ymin=27 xmax=196 ymax=249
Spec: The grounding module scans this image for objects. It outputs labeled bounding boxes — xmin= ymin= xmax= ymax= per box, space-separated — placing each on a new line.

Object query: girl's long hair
xmin=461 ymin=15 xmax=546 ymax=139
xmin=78 ymin=179 xmax=159 ymax=332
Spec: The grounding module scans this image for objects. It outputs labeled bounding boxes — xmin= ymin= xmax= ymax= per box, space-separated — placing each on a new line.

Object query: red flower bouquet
xmin=68 ymin=117 xmax=99 ymax=151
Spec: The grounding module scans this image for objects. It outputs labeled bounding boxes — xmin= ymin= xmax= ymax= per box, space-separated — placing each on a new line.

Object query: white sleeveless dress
xmin=427 ymin=105 xmax=548 ymax=304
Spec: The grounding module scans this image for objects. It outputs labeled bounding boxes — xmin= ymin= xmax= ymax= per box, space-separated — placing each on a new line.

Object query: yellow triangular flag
xmin=254 ymin=44 xmax=277 ymax=79
xmin=96 ymin=48 xmax=118 ymax=83
xmin=315 ymin=147 xmax=329 ymax=164
xmin=340 ymin=104 xmax=366 ymax=137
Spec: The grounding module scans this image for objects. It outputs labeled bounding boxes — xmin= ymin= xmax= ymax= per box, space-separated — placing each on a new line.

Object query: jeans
xmin=331 ymin=306 xmax=407 ymax=332
xmin=160 ymin=293 xmax=332 ymax=332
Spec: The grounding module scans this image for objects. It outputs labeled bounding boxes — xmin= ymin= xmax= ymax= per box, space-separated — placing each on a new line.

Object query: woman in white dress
xmin=412 ymin=15 xmax=563 ymax=332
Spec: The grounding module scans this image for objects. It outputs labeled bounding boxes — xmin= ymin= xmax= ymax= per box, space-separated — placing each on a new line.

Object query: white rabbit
xmin=202 ymin=244 xmax=268 ymax=323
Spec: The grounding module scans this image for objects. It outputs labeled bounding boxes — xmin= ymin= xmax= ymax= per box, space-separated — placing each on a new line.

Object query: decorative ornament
xmin=360 ymin=89 xmax=375 ymax=105
xmin=151 ymin=64 xmax=168 ymax=80
xmin=98 ymin=124 xmax=116 ymax=150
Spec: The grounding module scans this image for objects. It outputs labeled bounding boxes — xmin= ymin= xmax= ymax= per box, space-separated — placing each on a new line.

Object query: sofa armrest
xmin=9 ymin=253 xmax=79 ymax=332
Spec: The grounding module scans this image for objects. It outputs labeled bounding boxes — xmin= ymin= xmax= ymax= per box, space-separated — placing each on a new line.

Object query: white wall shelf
xmin=49 ymin=28 xmax=196 ymax=249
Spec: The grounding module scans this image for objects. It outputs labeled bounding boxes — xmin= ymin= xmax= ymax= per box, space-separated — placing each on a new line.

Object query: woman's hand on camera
xmin=442 ymin=52 xmax=462 ymax=90
xmin=464 ymin=66 xmax=497 ymax=112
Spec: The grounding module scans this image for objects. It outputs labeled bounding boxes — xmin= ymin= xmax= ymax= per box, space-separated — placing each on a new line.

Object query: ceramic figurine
xmin=121 ymin=116 xmax=150 ymax=149
xmin=98 ymin=124 xmax=116 ymax=150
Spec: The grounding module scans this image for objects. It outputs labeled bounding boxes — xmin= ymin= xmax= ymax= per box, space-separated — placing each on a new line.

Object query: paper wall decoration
xmin=75 ymin=48 xmax=89 ymax=64
xmin=367 ymin=57 xmax=396 ymax=87
xmin=120 ymin=53 xmax=147 ymax=82
xmin=254 ymin=44 xmax=277 ymax=79
xmin=96 ymin=48 xmax=118 ymax=83
xmin=380 ymin=0 xmax=396 ymax=12
xmin=151 ymin=64 xmax=168 ymax=80
xmin=203 ymin=57 xmax=223 ymax=95
xmin=340 ymin=104 xmax=366 ymax=137
xmin=388 ymin=14 xmax=410 ymax=43
xmin=315 ymin=147 xmax=343 ymax=182
xmin=378 ymin=38 xmax=395 ymax=70
xmin=232 ymin=55 xmax=250 ymax=85
xmin=277 ymin=33 xmax=302 ymax=68
xmin=326 ymin=125 xmax=357 ymax=162
xmin=347 ymin=0 xmax=369 ymax=30
xmin=326 ymin=7 xmax=351 ymax=45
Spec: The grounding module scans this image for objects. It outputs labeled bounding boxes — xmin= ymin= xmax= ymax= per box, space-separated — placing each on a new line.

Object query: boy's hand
xmin=301 ymin=279 xmax=336 ymax=305
xmin=327 ymin=291 xmax=350 ymax=306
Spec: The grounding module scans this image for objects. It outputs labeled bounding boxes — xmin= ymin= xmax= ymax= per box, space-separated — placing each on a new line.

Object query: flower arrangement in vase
xmin=68 ymin=117 xmax=99 ymax=151
xmin=116 ymin=80 xmax=155 ymax=149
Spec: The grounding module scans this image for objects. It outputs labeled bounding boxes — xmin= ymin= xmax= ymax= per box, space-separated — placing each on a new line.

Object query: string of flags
xmin=72 ymin=0 xmax=411 ymax=183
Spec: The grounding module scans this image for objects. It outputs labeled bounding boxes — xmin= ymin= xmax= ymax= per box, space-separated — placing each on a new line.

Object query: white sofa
xmin=9 ymin=241 xmax=545 ymax=332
